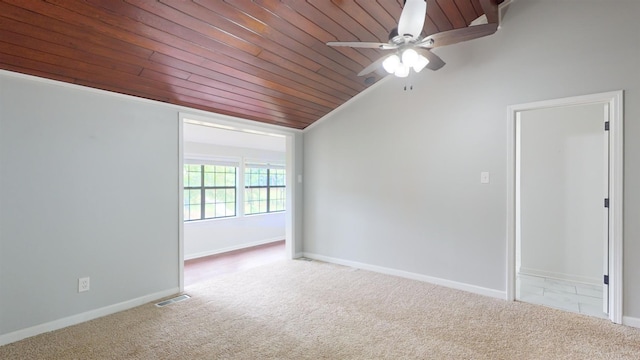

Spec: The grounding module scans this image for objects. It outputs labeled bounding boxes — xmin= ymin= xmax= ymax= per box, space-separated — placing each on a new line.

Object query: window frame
xmin=244 ymin=167 xmax=286 ymax=215
xmin=183 ymin=164 xmax=237 ymax=221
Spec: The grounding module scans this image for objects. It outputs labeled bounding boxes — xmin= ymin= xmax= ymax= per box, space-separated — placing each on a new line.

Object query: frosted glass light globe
xmin=382 ymin=54 xmax=401 ymax=74
xmin=394 ymin=63 xmax=410 ymax=78
xmin=401 ymin=48 xmax=419 ymax=68
xmin=413 ymin=55 xmax=430 ymax=72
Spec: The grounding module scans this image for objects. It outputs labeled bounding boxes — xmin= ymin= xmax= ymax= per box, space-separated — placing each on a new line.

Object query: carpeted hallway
xmin=1 ymin=259 xmax=639 ymax=359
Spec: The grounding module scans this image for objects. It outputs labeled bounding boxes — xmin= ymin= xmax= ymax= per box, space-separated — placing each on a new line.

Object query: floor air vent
xmin=155 ymin=294 xmax=191 ymax=307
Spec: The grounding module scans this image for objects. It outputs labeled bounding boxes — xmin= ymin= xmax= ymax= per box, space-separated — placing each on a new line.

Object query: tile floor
xmin=516 ymin=273 xmax=607 ymax=319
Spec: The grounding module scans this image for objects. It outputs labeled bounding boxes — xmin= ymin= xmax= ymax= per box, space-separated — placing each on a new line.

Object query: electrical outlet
xmin=78 ymin=277 xmax=90 ymax=293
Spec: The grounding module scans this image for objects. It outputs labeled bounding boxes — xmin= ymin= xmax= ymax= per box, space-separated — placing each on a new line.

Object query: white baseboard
xmin=302 ymin=252 xmax=505 ymax=300
xmin=184 ymin=237 xmax=284 ymax=260
xmin=519 ymin=267 xmax=600 ymax=286
xmin=622 ymin=316 xmax=640 ymax=329
xmin=0 ymin=287 xmax=179 ymax=347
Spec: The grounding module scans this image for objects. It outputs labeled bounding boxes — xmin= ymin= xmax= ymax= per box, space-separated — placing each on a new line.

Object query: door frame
xmin=177 ymin=112 xmax=300 ymax=292
xmin=506 ymin=91 xmax=623 ymax=323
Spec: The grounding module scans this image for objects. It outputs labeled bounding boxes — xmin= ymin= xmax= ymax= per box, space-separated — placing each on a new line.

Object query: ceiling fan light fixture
xmin=413 ymin=55 xmax=430 ymax=73
xmin=394 ymin=63 xmax=410 ymax=78
xmin=382 ymin=54 xmax=401 ymax=73
xmin=401 ymin=48 xmax=419 ymax=68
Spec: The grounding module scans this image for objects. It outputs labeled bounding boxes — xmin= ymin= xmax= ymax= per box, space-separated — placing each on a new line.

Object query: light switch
xmin=480 ymin=172 xmax=490 ymax=184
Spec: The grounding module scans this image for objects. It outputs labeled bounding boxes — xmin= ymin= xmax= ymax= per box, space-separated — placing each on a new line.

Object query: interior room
xmin=181 ymin=121 xmax=288 ymax=284
xmin=1 ymin=0 xmax=639 ymax=358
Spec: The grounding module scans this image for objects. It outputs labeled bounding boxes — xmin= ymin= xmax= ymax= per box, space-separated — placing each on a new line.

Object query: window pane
xmin=203 ymin=166 xmax=214 ymax=186
xmin=245 ymin=201 xmax=255 ymax=215
xmin=245 ymin=188 xmax=266 ymax=203
xmin=184 ymin=188 xmax=202 ymax=221
xmin=215 ymin=203 xmax=226 ymax=218
xmin=270 ymin=169 xmax=286 ymax=186
xmin=204 ymin=204 xmax=215 ymax=219
xmin=188 ymin=171 xmax=202 ymax=187
xmin=217 ymin=167 xmax=235 ymax=187
xmin=189 ymin=205 xmax=200 ymax=219
xmin=185 ymin=164 xmax=238 ymax=221
xmin=243 ymin=168 xmax=287 ymax=214
xmin=184 ymin=164 xmax=201 ymax=187
xmin=204 ymin=173 xmax=214 ymax=187
xmin=226 ymin=202 xmax=235 ymax=216
xmin=269 ymin=187 xmax=286 ymax=212
xmin=226 ymin=190 xmax=236 ymax=216
xmin=189 ymin=190 xmax=201 ymax=205
xmin=214 ymin=172 xmax=225 ymax=186
xmin=270 ymin=187 xmax=285 ymax=200
xmin=183 ymin=189 xmax=190 ymax=206
xmin=225 ymin=173 xmax=236 ymax=187
xmin=244 ymin=189 xmax=256 ymax=214
xmin=198 ymin=188 xmax=236 ymax=218
xmin=245 ymin=168 xmax=267 ymax=186
xmin=183 ymin=205 xmax=191 ymax=221
xmin=204 ymin=189 xmax=215 ymax=204
xmin=245 ymin=188 xmax=255 ymax=201
xmin=226 ymin=189 xmax=235 ymax=202
xmin=259 ymin=172 xmax=268 ymax=186
xmin=245 ymin=187 xmax=267 ymax=215
xmin=214 ymin=189 xmax=225 ymax=202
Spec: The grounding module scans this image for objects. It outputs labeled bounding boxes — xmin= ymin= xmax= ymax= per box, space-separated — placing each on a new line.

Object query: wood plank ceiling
xmin=0 ymin=0 xmax=501 ymax=130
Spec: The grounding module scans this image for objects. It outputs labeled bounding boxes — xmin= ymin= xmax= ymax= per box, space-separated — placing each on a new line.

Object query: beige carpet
xmin=1 ymin=260 xmax=639 ymax=359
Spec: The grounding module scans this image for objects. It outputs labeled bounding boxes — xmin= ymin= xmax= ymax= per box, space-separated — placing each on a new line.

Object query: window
xmin=244 ymin=167 xmax=286 ymax=215
xmin=183 ymin=164 xmax=236 ymax=221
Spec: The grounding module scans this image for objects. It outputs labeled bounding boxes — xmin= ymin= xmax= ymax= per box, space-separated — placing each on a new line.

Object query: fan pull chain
xmin=404 ymin=73 xmax=414 ymax=91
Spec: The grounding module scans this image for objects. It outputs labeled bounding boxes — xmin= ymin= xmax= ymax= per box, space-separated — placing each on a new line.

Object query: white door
xmin=516 ymin=102 xmax=609 ymax=317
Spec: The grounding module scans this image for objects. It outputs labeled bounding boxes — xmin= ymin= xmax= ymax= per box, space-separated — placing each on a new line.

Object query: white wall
xmin=0 ymin=72 xmax=179 ymax=338
xmin=303 ymin=0 xmax=640 ymax=318
xmin=0 ymin=71 xmax=303 ymax=344
xmin=293 ymin=133 xmax=304 ymax=257
xmin=185 ymin=213 xmax=285 ymax=258
xmin=518 ymin=104 xmax=605 ymax=285
xmin=183 ymin=141 xmax=286 ymax=259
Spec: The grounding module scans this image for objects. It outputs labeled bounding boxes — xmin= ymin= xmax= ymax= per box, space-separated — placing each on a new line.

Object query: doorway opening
xmin=177 ymin=113 xmax=298 ymax=290
xmin=506 ymin=91 xmax=623 ymax=323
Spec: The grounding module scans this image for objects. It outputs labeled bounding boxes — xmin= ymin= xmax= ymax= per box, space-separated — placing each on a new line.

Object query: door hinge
xmin=605 ymin=121 xmax=610 ymax=131
xmin=604 ymin=275 xmax=609 ymax=285
xmin=604 ymin=198 xmax=609 ymax=208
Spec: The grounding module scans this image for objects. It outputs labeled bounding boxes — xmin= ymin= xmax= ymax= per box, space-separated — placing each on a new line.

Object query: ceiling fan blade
xmin=415 ymin=48 xmax=446 ymax=71
xmin=358 ymin=55 xmax=390 ymax=76
xmin=479 ymin=0 xmax=500 ymax=24
xmin=326 ymin=41 xmax=398 ymax=50
xmin=417 ymin=23 xmax=498 ymax=48
xmin=398 ymin=0 xmax=427 ymax=38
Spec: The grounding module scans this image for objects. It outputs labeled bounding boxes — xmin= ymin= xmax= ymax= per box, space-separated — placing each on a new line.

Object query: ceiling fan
xmin=327 ymin=0 xmax=499 ymax=77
